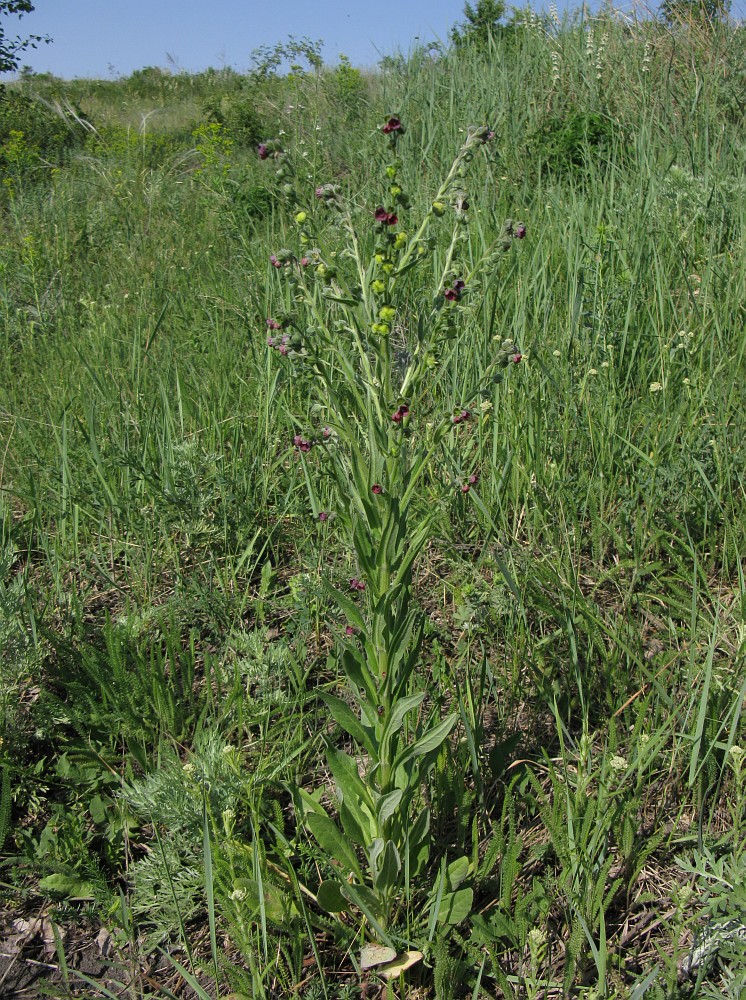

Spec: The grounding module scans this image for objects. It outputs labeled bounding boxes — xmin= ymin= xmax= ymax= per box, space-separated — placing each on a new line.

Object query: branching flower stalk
xmin=259 ymin=119 xmax=524 ymax=946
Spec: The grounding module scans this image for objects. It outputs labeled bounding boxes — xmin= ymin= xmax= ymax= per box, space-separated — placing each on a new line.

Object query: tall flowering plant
xmin=259 ymin=119 xmax=524 ymax=960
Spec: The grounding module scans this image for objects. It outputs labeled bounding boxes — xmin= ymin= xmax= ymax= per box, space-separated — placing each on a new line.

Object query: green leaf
xmin=376 ymin=788 xmax=404 ymax=826
xmin=374 ymin=840 xmax=401 ymax=892
xmin=89 ymin=794 xmax=107 ymax=825
xmin=305 ymin=812 xmax=363 ymax=880
xmin=339 ymin=646 xmax=378 ymax=708
xmin=317 ymin=879 xmax=349 ymax=913
xmin=320 ymin=577 xmax=366 ymax=631
xmin=447 ymin=856 xmax=471 ymax=891
xmin=39 ymin=873 xmax=97 ymax=900
xmin=396 ymin=713 xmax=458 ymax=768
xmin=404 ymin=808 xmax=431 ymax=877
xmin=382 ymin=692 xmax=425 ymax=744
xmin=328 ymin=750 xmax=376 ymax=844
xmin=438 ymin=887 xmax=473 ymax=925
xmin=320 ymin=692 xmax=377 ymax=758
xmin=340 ymin=883 xmax=393 ymax=947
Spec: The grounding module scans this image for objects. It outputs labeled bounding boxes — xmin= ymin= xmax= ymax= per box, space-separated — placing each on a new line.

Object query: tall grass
xmin=0 ymin=8 xmax=744 ymax=997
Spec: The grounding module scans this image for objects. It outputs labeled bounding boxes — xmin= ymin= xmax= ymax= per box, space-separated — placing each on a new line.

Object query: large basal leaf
xmin=438 ymin=886 xmax=474 ymax=926
xmin=317 ymin=879 xmax=349 ymax=913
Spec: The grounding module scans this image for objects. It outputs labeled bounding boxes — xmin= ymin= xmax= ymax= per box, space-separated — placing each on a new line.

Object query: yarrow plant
xmin=257 ymin=116 xmax=525 ymax=964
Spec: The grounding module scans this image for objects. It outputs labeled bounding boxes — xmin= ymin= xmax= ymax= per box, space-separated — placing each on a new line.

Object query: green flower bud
xmin=432 ymin=201 xmax=446 ymax=216
xmin=294 ymin=211 xmax=307 ymax=224
xmin=371 ymin=279 xmax=386 ymax=295
xmin=390 ymin=184 xmax=402 ymax=197
xmin=385 ymin=165 xmax=397 ymax=179
xmin=393 ymin=232 xmax=407 ymax=250
xmin=316 ymin=263 xmax=327 ymax=277
xmin=379 ymin=306 xmax=396 ymax=323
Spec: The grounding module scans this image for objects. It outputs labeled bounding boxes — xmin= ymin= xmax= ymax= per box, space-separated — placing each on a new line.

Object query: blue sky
xmin=8 ymin=0 xmax=746 ymax=79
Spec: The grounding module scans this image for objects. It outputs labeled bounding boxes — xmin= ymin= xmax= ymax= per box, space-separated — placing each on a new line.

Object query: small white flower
xmin=230 ymin=886 xmax=248 ymax=902
xmin=589 ymin=368 xmax=598 ymax=375
xmin=649 ymin=381 xmax=663 ymax=393
xmin=553 ymin=349 xmax=561 ymax=358
xmin=610 ymin=755 xmax=627 ymax=772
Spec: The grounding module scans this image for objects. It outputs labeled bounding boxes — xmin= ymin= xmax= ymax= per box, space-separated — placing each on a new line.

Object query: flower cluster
xmin=444 ymin=279 xmax=466 ymax=302
xmin=460 ymin=472 xmax=480 ymax=494
xmin=268 ymin=333 xmax=290 ymax=355
xmin=452 ymin=408 xmax=471 ymax=425
xmin=293 ymin=434 xmax=313 ymax=453
xmin=382 ymin=116 xmax=404 ymax=135
xmin=349 ymin=577 xmax=366 ymax=592
xmin=315 ymin=183 xmax=343 ymax=211
xmin=257 ymin=138 xmax=283 ymax=161
xmin=374 ymin=207 xmax=399 ymax=226
xmin=391 ymin=402 xmax=410 ymax=424
xmin=494 ymin=338 xmax=523 ymax=369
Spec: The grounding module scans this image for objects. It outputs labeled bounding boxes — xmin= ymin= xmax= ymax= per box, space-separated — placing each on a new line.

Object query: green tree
xmin=659 ymin=0 xmax=731 ymax=25
xmin=0 ymin=1 xmax=49 ymax=76
xmin=450 ymin=0 xmax=506 ymax=49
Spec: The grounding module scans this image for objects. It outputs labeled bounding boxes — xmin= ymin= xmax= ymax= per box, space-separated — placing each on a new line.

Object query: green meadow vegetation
xmin=0 ymin=5 xmax=745 ymax=998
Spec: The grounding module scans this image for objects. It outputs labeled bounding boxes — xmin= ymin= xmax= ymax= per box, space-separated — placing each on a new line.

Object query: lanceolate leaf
xmin=319 ymin=692 xmax=377 ymax=758
xmin=395 ymin=713 xmax=458 ymax=768
xmin=305 ymin=812 xmax=363 ymax=880
xmin=320 ymin=577 xmax=366 ymax=631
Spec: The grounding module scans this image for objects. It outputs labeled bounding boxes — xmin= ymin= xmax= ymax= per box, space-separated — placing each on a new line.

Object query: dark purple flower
xmin=279 ymin=346 xmax=288 ymax=356
xmin=382 ymin=116 xmax=403 ymax=134
xmin=293 ymin=434 xmax=312 ymax=452
xmin=345 ymin=625 xmax=357 ymax=636
xmin=461 ymin=483 xmax=471 ymax=493
xmin=270 ymin=255 xmax=281 ymax=268
xmin=468 ymin=473 xmax=479 ymax=485
xmin=322 ymin=426 xmax=332 ymax=439
xmin=444 ymin=279 xmax=466 ymax=302
xmin=315 ymin=186 xmax=325 ymax=198
xmin=511 ymin=353 xmax=523 ymax=364
xmin=371 ymin=483 xmax=383 ymax=495
xmin=266 ymin=318 xmax=282 ymax=330
xmin=349 ymin=578 xmax=366 ymax=592
xmin=258 ymin=144 xmax=269 ymax=159
xmin=391 ymin=403 xmax=410 ymax=424
xmin=299 ymin=257 xmax=310 ymax=267
xmin=267 ymin=337 xmax=274 ymax=346
xmin=374 ymin=207 xmax=398 ymax=226
xmin=318 ymin=511 xmax=329 ymax=522
xmin=514 ymin=224 xmax=526 ymax=239
xmin=452 ymin=409 xmax=471 ymax=425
